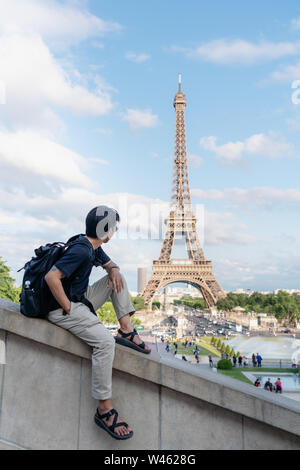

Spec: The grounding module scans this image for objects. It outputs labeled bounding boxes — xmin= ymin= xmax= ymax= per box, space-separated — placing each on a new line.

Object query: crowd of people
xmin=254 ymin=377 xmax=283 ymax=393
xmin=163 ymin=338 xmax=286 ymax=397
xmin=231 ymin=352 xmax=263 ymax=368
xmin=164 ymin=338 xmax=265 ymax=371
xmin=164 ymin=339 xmax=201 ymax=363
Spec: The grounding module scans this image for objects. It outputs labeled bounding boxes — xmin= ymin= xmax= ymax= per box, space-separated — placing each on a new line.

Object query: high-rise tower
xmin=142 ymin=75 xmax=226 ymax=309
xmin=137 ymin=267 xmax=147 ymax=294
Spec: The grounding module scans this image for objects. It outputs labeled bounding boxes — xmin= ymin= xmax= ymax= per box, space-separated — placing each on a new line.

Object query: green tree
xmin=217 ymin=290 xmax=300 ymax=325
xmin=97 ymin=301 xmax=142 ymax=326
xmin=0 ymin=257 xmax=21 ymax=303
xmin=97 ymin=301 xmax=117 ymax=324
xmin=152 ymin=300 xmax=160 ymax=310
xmin=131 ymin=295 xmax=145 ymax=311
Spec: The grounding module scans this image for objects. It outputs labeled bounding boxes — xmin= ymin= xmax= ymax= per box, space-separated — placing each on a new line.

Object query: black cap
xmin=85 ymin=206 xmax=120 ymax=239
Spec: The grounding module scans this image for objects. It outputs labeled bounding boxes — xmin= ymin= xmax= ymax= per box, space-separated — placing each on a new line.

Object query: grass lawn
xmin=168 ymin=339 xmax=220 ymax=357
xmin=218 ymin=367 xmax=299 ymax=385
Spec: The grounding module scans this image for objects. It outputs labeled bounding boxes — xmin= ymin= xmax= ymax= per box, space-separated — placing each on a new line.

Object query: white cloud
xmin=286 ymin=118 xmax=300 ymax=131
xmin=215 ymin=251 xmax=300 ymax=290
xmin=172 ymin=39 xmax=300 ymax=65
xmin=0 ymin=32 xmax=114 ymax=132
xmin=87 ymin=157 xmax=109 ymax=165
xmin=271 ymin=62 xmax=300 ymax=81
xmin=91 ymin=41 xmax=105 ymax=50
xmin=0 ymin=129 xmax=93 ymax=189
xmin=0 ymin=0 xmax=121 ymax=48
xmin=94 ymin=128 xmax=113 ymax=136
xmin=123 ymin=108 xmax=159 ymax=131
xmin=291 ymin=17 xmax=300 ymax=30
xmin=188 ymin=154 xmax=203 ymax=168
xmin=125 ymin=52 xmax=151 ymax=63
xmin=200 ymin=132 xmax=293 ymax=165
xmin=204 ymin=212 xmax=258 ymax=246
xmin=191 ymin=186 xmax=300 ymax=208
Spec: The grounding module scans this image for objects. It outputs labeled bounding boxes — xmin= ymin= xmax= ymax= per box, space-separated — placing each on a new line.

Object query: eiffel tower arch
xmin=142 ymin=75 xmax=226 ymax=310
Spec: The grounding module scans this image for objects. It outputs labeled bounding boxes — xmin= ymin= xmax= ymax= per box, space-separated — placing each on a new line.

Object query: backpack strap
xmin=65 ymin=234 xmax=94 ymax=260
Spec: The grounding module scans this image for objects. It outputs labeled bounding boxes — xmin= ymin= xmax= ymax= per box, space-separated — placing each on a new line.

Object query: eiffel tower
xmin=142 ymin=74 xmax=226 ymax=310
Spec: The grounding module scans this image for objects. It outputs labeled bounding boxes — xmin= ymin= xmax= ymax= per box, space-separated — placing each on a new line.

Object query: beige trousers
xmin=48 ymin=274 xmax=135 ymax=400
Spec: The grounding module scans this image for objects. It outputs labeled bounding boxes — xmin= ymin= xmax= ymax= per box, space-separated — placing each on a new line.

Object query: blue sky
xmin=1 ymin=0 xmax=300 ymax=292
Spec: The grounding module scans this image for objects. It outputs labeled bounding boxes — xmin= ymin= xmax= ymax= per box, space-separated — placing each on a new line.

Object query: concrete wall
xmin=0 ymin=299 xmax=299 ymax=450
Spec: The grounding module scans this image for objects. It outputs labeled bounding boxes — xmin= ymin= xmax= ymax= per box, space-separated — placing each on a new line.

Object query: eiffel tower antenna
xmin=142 ymin=75 xmax=226 ymax=310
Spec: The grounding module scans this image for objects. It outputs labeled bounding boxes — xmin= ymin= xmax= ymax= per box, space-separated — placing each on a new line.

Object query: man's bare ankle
xmin=118 ymin=327 xmax=132 ymax=333
xmin=98 ymin=399 xmax=113 ymax=414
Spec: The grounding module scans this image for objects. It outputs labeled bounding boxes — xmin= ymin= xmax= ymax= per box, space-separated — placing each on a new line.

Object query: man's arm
xmin=44 ymin=266 xmax=71 ymax=314
xmin=103 ymin=260 xmax=124 ymax=294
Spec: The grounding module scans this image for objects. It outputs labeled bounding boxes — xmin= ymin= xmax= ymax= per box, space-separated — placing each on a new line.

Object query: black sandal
xmin=94 ymin=408 xmax=133 ymax=440
xmin=115 ymin=328 xmax=151 ymax=354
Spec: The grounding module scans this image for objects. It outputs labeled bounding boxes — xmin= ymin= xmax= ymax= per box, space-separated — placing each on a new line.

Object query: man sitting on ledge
xmin=44 ymin=206 xmax=151 ymax=441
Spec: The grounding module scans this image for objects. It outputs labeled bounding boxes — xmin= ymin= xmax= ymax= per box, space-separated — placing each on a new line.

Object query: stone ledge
xmin=0 ymin=298 xmax=299 ymax=439
xmin=0 ymin=438 xmax=27 ymax=450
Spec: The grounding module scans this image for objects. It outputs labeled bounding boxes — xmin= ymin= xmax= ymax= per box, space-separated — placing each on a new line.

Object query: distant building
xmin=232 ymin=306 xmax=245 ymax=313
xmin=274 ymin=289 xmax=300 ymax=295
xmin=137 ymin=267 xmax=147 ymax=294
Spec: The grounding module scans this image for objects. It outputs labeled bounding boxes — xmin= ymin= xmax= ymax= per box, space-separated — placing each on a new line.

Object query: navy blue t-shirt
xmin=46 ymin=235 xmax=111 ymax=312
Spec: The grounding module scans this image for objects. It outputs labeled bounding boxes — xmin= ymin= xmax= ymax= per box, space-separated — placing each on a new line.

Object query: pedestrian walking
xmin=232 ymin=355 xmax=237 ymax=367
xmin=252 ymin=353 xmax=257 ymax=367
xmin=256 ymin=353 xmax=262 ymax=368
xmin=238 ymin=355 xmax=242 ymax=367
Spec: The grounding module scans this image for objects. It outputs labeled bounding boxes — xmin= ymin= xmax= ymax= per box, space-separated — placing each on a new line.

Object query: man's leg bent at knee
xmin=48 ymin=303 xmax=132 ymax=437
xmin=85 ymin=274 xmax=150 ymax=353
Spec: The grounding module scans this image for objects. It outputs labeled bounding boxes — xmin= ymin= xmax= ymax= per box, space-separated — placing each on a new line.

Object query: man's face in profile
xmin=100 ymin=225 xmax=118 ymax=243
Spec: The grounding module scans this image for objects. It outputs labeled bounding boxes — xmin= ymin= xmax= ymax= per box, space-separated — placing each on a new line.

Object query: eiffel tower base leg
xmin=142 ymin=265 xmax=225 ymax=312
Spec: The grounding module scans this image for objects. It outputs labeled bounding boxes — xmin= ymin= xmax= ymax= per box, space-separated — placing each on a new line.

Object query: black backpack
xmin=18 ymin=235 xmax=92 ymax=319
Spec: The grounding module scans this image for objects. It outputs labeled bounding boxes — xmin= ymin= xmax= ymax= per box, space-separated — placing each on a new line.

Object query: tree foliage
xmin=152 ymin=300 xmax=161 ymax=311
xmin=0 ymin=257 xmax=21 ymax=303
xmin=217 ymin=359 xmax=233 ymax=370
xmin=132 ymin=295 xmax=145 ymax=311
xmin=174 ymin=296 xmax=205 ymax=310
xmin=97 ymin=299 xmax=142 ymax=326
xmin=217 ymin=291 xmax=300 ymax=324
